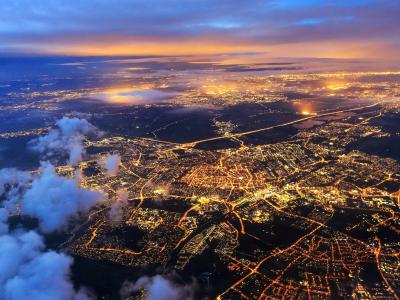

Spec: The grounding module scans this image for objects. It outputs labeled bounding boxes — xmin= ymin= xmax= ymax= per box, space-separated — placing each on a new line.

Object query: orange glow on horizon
xmin=14 ymin=36 xmax=392 ymax=62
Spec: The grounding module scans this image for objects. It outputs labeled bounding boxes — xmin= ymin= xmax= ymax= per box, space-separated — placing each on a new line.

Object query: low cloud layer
xmin=21 ymin=162 xmax=104 ymax=233
xmin=109 ymin=188 xmax=129 ymax=222
xmin=0 ymin=168 xmax=31 ymax=211
xmin=120 ymin=274 xmax=196 ymax=300
xmin=0 ymin=117 xmax=107 ymax=299
xmin=0 ymin=161 xmax=103 ymax=299
xmin=0 ymin=228 xmax=93 ymax=300
xmin=30 ymin=117 xmax=98 ymax=165
xmin=102 ymin=154 xmax=121 ymax=176
xmin=0 ymin=208 xmax=8 ymax=234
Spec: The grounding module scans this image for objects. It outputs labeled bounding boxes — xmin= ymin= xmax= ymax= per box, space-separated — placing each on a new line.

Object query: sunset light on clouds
xmin=0 ymin=0 xmax=399 ymax=60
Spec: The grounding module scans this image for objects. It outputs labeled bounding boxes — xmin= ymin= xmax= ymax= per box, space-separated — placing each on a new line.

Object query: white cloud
xmin=21 ymin=162 xmax=104 ymax=233
xmin=30 ymin=117 xmax=98 ymax=165
xmin=0 ymin=154 xmax=104 ymax=299
xmin=0 ymin=229 xmax=93 ymax=300
xmin=120 ymin=274 xmax=196 ymax=300
xmin=0 ymin=168 xmax=32 ymax=211
xmin=101 ymin=154 xmax=121 ymax=176
xmin=0 ymin=164 xmax=99 ymax=299
xmin=109 ymin=188 xmax=129 ymax=222
xmin=0 ymin=208 xmax=8 ymax=235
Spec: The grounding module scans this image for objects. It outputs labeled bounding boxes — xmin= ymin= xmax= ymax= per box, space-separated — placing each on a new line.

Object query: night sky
xmin=1 ymin=0 xmax=399 ymax=59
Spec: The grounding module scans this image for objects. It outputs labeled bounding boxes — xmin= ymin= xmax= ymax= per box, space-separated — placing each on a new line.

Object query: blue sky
xmin=0 ymin=0 xmax=399 ymax=59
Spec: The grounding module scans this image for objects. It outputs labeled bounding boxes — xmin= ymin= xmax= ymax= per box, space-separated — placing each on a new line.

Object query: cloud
xmin=101 ymin=154 xmax=121 ymax=176
xmin=0 ymin=156 xmax=103 ymax=299
xmin=0 ymin=168 xmax=31 ymax=196
xmin=21 ymin=162 xmax=104 ymax=233
xmin=109 ymin=188 xmax=129 ymax=222
xmin=0 ymin=229 xmax=93 ymax=300
xmin=120 ymin=274 xmax=196 ymax=300
xmin=0 ymin=208 xmax=8 ymax=234
xmin=0 ymin=163 xmax=104 ymax=234
xmin=0 ymin=168 xmax=32 ymax=211
xmin=0 ymin=164 xmax=99 ymax=299
xmin=1 ymin=0 xmax=400 ymax=59
xmin=30 ymin=117 xmax=98 ymax=165
xmin=96 ymin=89 xmax=178 ymax=105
